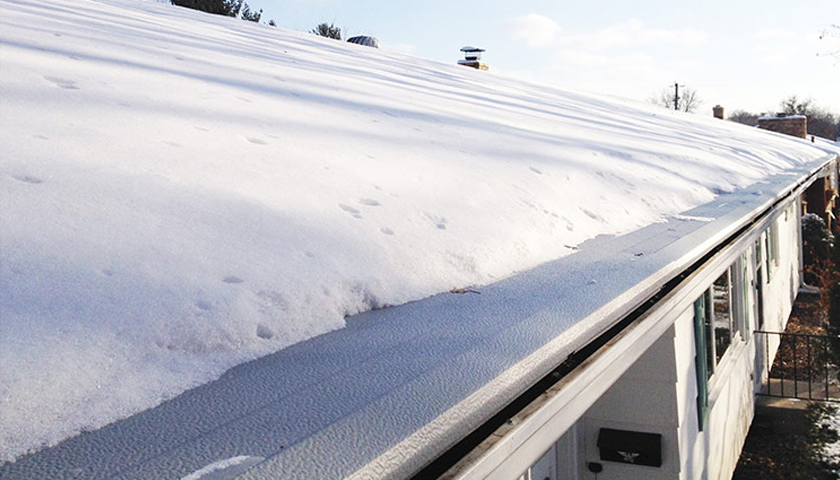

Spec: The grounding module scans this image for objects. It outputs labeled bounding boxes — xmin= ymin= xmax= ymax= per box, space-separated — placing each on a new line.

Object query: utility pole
xmin=673 ymin=82 xmax=680 ymax=111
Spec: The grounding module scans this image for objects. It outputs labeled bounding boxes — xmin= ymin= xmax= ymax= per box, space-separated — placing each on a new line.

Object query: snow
xmin=181 ymin=456 xmax=265 ymax=480
xmin=757 ymin=114 xmax=808 ymax=120
xmin=1 ymin=0 xmax=838 ymax=466
xmin=819 ymin=407 xmax=840 ymax=474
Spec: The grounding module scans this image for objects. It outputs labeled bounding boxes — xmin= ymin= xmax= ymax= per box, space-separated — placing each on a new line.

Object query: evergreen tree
xmin=240 ymin=3 xmax=261 ymax=22
xmin=171 ymin=0 xmax=242 ymax=17
xmin=311 ymin=22 xmax=341 ymax=40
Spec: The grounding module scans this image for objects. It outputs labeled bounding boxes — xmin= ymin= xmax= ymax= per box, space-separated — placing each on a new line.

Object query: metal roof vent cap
xmin=458 ymin=46 xmax=488 ymax=70
xmin=347 ymin=36 xmax=380 ymax=48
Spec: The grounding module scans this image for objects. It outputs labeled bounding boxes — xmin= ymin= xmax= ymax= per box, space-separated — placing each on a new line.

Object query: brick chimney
xmin=757 ymin=114 xmax=807 ymax=139
xmin=712 ymin=105 xmax=724 ymax=119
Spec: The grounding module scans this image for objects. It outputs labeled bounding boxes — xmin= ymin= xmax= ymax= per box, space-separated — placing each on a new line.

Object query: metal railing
xmin=755 ymin=330 xmax=840 ymax=402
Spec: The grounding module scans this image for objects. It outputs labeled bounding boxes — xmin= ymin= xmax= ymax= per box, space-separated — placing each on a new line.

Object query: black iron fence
xmin=754 ymin=330 xmax=840 ymax=402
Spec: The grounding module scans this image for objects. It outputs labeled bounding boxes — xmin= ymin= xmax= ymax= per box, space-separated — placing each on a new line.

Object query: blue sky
xmin=254 ymin=0 xmax=839 ymax=116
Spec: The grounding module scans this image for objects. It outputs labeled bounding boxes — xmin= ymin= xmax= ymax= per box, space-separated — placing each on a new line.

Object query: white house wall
xmin=677 ymin=314 xmax=754 ymax=480
xmin=677 ymin=198 xmax=803 ymax=480
xmin=580 ymin=324 xmax=681 ymax=480
xmin=519 ymin=194 xmax=807 ymax=480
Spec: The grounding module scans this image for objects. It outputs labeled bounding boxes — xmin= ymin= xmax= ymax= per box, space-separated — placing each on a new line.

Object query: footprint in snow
xmin=256 ymin=324 xmax=274 ymax=339
xmin=10 ymin=174 xmax=43 ymax=184
xmin=44 ymin=76 xmax=79 ymax=90
xmin=422 ymin=212 xmax=448 ymax=230
xmin=380 ymin=227 xmax=394 ymax=235
xmin=196 ymin=300 xmax=213 ymax=311
xmin=339 ymin=204 xmax=363 ymax=219
xmin=247 ymin=137 xmax=268 ymax=145
xmin=529 ymin=166 xmax=543 ymax=175
xmin=581 ymin=209 xmax=602 ymax=221
xmin=359 ymin=198 xmax=381 ymax=207
xmin=223 ymin=276 xmax=244 ymax=284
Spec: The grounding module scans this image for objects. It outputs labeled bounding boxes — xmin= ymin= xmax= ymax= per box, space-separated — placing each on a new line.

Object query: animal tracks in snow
xmin=9 ymin=174 xmax=43 ymax=184
xmin=423 ymin=212 xmax=448 ymax=230
xmin=195 ymin=300 xmax=213 ymax=311
xmin=338 ymin=198 xmax=396 ymax=235
xmin=339 ymin=198 xmax=383 ymax=218
xmin=338 ymin=204 xmax=363 ymax=219
xmin=43 ymin=76 xmax=79 ymax=90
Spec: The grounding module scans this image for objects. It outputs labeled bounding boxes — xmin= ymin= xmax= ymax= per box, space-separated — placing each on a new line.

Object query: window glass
xmin=712 ymin=271 xmax=732 ymax=364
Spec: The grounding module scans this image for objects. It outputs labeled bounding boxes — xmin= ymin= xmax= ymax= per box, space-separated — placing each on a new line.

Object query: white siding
xmin=580 ymin=325 xmax=680 ymax=480
xmin=677 ymin=199 xmax=803 ymax=480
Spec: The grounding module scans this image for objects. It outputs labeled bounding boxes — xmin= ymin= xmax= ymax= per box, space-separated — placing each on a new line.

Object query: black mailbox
xmin=597 ymin=428 xmax=662 ymax=467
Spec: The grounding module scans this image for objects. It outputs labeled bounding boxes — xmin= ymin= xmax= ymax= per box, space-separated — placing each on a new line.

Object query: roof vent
xmin=347 ymin=36 xmax=380 ymax=48
xmin=458 ymin=46 xmax=488 ymax=70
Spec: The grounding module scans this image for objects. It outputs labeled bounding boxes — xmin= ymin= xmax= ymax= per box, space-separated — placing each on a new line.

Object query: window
xmin=693 ymin=256 xmax=749 ymax=431
xmin=711 ymin=270 xmax=733 ymax=364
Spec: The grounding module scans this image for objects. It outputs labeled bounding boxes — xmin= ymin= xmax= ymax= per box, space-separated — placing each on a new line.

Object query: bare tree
xmin=649 ymin=85 xmax=702 ymax=113
xmin=818 ymin=24 xmax=839 ymax=63
xmin=311 ymin=22 xmax=341 ymax=40
xmin=728 ymin=109 xmax=759 ymax=126
xmin=779 ymin=95 xmax=812 ymax=115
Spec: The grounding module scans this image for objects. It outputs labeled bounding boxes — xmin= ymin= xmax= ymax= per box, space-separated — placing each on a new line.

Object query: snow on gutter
xmin=345 ymin=154 xmax=840 ymax=480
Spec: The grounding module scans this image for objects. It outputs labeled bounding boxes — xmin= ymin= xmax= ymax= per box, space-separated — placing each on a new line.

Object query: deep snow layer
xmin=0 ymin=0 xmax=836 ymax=464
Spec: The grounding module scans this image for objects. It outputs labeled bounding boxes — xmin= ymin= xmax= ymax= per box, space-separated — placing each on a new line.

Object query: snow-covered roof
xmin=1 ymin=0 xmax=839 ymax=475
